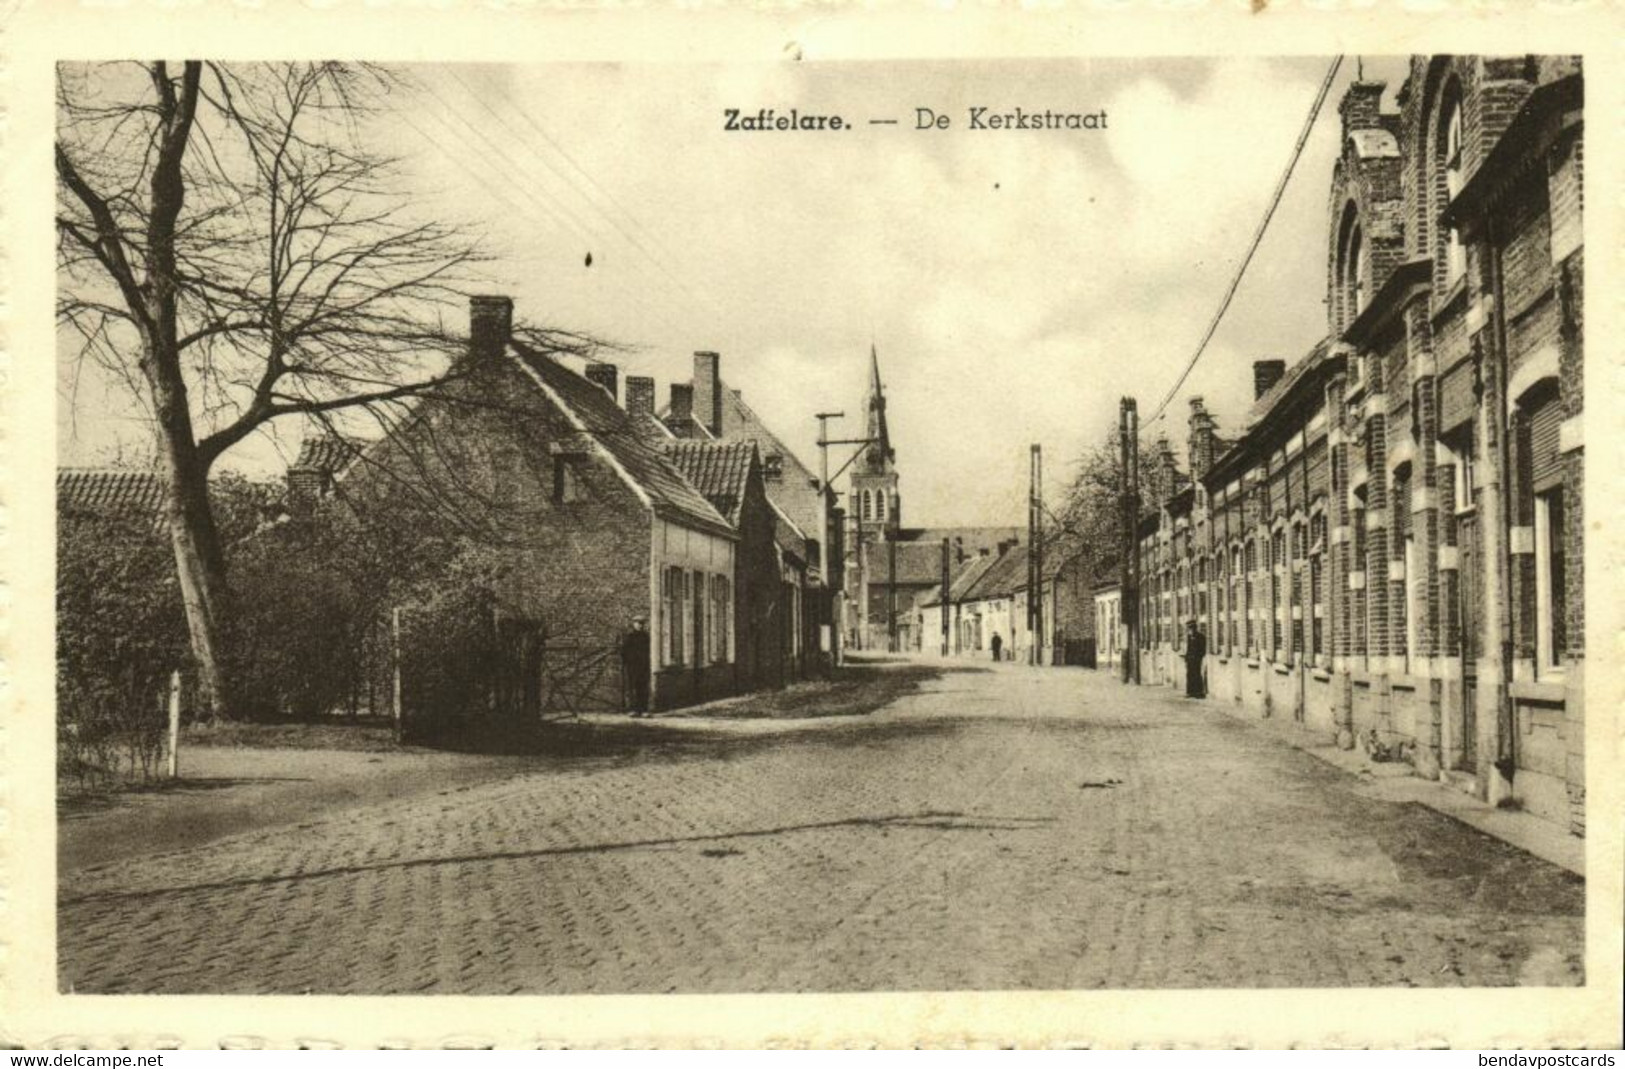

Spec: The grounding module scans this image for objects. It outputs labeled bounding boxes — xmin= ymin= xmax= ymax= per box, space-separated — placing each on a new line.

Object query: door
xmin=1456 ymin=514 xmax=1480 ymax=772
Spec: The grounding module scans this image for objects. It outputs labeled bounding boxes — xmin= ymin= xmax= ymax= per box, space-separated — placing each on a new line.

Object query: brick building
xmin=651 ymin=351 xmax=828 ymax=672
xmin=314 ymin=296 xmax=743 ymax=716
xmin=918 ymin=536 xmax=1094 ymax=664
xmin=1132 ymin=56 xmax=1585 ymax=836
xmin=663 ymin=439 xmax=789 ymax=694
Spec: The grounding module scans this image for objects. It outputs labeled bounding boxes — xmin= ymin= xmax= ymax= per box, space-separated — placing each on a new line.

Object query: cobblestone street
xmin=58 ymin=659 xmax=1584 ymax=994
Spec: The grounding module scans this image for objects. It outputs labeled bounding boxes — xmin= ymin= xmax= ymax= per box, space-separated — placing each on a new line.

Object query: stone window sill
xmin=1510 ymin=679 xmax=1567 ymax=704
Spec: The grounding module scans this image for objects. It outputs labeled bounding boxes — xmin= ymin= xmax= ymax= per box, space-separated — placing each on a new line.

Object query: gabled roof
xmin=919 ymin=551 xmax=997 ymax=608
xmin=664 ymin=439 xmax=756 ymax=526
xmin=771 ymin=501 xmax=808 ymax=566
xmin=894 ymin=526 xmax=1023 ymax=554
xmin=861 ymin=537 xmax=948 ymax=588
xmin=1243 ymin=337 xmax=1339 ymax=430
xmin=630 ymin=410 xmax=676 ymax=449
xmin=507 ymin=342 xmax=734 ymax=539
xmin=965 ymin=545 xmax=1029 ymax=601
xmin=58 ymin=468 xmax=166 ymax=518
xmin=1015 ymin=535 xmax=1088 ymax=591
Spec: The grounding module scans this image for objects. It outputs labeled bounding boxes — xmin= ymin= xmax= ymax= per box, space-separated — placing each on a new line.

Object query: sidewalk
xmin=1151 ymin=680 xmax=1586 ymax=877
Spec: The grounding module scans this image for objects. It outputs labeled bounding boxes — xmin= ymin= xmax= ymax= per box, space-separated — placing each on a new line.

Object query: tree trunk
xmin=143 ymin=61 xmax=238 ymax=719
xmin=148 ymin=347 xmax=236 ymax=720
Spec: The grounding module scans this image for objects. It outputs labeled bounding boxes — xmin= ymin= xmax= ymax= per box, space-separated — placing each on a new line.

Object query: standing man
xmin=990 ymin=632 xmax=1004 ymax=663
xmin=1184 ymin=619 xmax=1207 ymax=699
xmin=622 ymin=617 xmax=651 ymax=717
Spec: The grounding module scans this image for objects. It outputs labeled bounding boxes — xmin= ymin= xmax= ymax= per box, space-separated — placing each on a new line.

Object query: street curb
xmin=1169 ymin=685 xmax=1586 ymax=878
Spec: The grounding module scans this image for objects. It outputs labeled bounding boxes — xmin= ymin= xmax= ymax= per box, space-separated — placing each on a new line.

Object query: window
xmin=1439 ymin=438 xmax=1476 ymax=514
xmin=861 ymin=490 xmax=872 ymax=523
xmin=1244 ymin=541 xmax=1257 ymax=654
xmin=1536 ymin=490 xmax=1567 ymax=672
xmin=1291 ymin=522 xmax=1307 ymax=658
xmin=762 ymin=453 xmax=784 ymax=483
xmin=552 ymin=455 xmax=585 ymax=504
xmin=710 ymin=575 xmax=732 ymax=664
xmin=1271 ymin=528 xmax=1286 ymax=658
xmin=691 ymin=569 xmax=706 ymax=666
xmin=1309 ymin=513 xmax=1326 ymax=661
xmin=1230 ymin=545 xmax=1243 ymax=652
xmin=1403 ymin=530 xmax=1418 ymax=673
xmin=1351 ymin=227 xmax=1369 ymax=315
xmin=877 ymin=491 xmax=888 ymax=523
xmin=1443 ymin=98 xmax=1466 ymax=283
xmin=661 ymin=566 xmax=685 ymax=667
xmin=1525 ymin=391 xmax=1566 ymax=674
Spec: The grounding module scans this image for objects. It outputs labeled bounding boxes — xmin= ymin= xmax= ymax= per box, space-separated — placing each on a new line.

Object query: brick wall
xmin=340 ymin=355 xmax=654 ymax=704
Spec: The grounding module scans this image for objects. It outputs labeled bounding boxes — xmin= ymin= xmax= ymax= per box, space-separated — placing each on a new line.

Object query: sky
xmin=58 ymin=55 xmax=1409 ymax=528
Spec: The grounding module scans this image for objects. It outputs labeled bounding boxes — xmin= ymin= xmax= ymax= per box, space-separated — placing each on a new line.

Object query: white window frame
xmin=1352 ymin=227 xmax=1369 ymax=315
xmin=1443 ymin=100 xmax=1466 ymax=284
xmin=1403 ymin=532 xmax=1418 ymax=674
xmin=1534 ymin=490 xmax=1565 ymax=678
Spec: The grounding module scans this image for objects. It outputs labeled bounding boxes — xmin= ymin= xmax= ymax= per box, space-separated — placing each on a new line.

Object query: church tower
xmin=849 ymin=344 xmax=900 ymax=533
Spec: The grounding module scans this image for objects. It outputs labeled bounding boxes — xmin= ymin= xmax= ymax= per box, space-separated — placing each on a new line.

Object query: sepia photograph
xmin=4 ymin=8 xmax=1619 ymax=1047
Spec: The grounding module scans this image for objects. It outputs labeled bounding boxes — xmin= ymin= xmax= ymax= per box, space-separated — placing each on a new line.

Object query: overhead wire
xmin=443 ymin=69 xmax=723 ymax=319
xmin=1145 ymin=55 xmax=1345 ymax=426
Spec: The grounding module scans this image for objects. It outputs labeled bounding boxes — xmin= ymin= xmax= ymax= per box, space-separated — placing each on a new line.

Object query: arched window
xmin=860 ymin=489 xmax=872 ymax=522
xmin=1348 ymin=225 xmax=1368 ymax=316
xmin=877 ymin=490 xmax=888 ymax=522
xmin=1442 ymin=96 xmax=1466 ymax=283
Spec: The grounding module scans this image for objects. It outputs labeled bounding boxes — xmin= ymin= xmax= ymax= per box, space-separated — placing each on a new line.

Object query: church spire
xmin=865 ymin=343 xmax=892 ymax=472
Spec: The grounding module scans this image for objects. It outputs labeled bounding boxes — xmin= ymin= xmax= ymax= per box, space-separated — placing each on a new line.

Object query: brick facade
xmin=319 ymin=297 xmax=747 ymax=718
xmin=1132 ymin=57 xmax=1585 ymax=837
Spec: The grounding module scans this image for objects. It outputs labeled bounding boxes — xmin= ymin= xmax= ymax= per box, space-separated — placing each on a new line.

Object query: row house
xmin=1134 ymin=56 xmax=1585 ymax=836
xmin=649 ymin=351 xmax=829 ymax=673
xmin=918 ymin=536 xmax=1093 ymax=664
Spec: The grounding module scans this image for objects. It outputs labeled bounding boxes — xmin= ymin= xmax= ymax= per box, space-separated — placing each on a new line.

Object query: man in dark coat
xmin=622 ymin=617 xmax=651 ymax=716
xmin=1184 ymin=619 xmax=1207 ymax=699
xmin=990 ymin=632 xmax=1004 ymax=662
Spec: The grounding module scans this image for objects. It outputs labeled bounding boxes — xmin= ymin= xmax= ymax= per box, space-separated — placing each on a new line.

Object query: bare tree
xmin=56 ymin=61 xmax=484 ymax=717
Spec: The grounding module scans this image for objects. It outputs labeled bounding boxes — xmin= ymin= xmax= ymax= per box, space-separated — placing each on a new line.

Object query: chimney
xmin=626 ymin=376 xmax=656 ymax=418
xmin=585 ymin=362 xmax=619 ymax=404
xmin=1188 ymin=396 xmax=1217 ymax=478
xmin=669 ymin=383 xmax=694 ymax=426
xmin=286 ymin=467 xmax=323 ymax=520
xmin=1338 ymin=80 xmax=1386 ymax=140
xmin=469 ymin=295 xmax=513 ymax=363
xmin=1253 ymin=359 xmax=1287 ymax=400
xmin=693 ymin=351 xmax=723 ymax=437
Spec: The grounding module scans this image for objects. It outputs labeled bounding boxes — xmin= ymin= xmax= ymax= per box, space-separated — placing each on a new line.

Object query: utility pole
xmin=813 ymin=413 xmax=880 ymax=654
xmin=940 ymin=537 xmax=951 ymax=656
xmin=1120 ymin=398 xmax=1142 ymax=685
xmin=1030 ymin=444 xmax=1044 ymax=666
xmin=815 ymin=411 xmax=845 ymax=665
xmin=887 ymin=526 xmax=898 ymax=652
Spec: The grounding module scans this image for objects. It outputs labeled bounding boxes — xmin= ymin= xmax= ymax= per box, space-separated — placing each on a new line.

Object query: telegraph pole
xmin=887 ymin=526 xmax=898 ymax=652
xmin=812 ymin=414 xmax=881 ymax=654
xmin=1120 ymin=398 xmax=1142 ymax=685
xmin=1030 ymin=444 xmax=1044 ymax=666
xmin=815 ymin=411 xmax=845 ymax=664
xmin=940 ymin=537 xmax=951 ymax=656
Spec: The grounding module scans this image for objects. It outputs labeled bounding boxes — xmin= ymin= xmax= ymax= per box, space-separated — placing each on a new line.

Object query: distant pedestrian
xmin=990 ymin=633 xmax=1003 ymax=662
xmin=622 ymin=617 xmax=651 ymax=716
xmin=1184 ymin=619 xmax=1207 ymax=699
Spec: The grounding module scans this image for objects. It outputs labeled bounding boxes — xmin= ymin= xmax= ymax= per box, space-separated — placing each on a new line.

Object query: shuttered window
xmin=1529 ymin=397 xmax=1563 ymax=492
